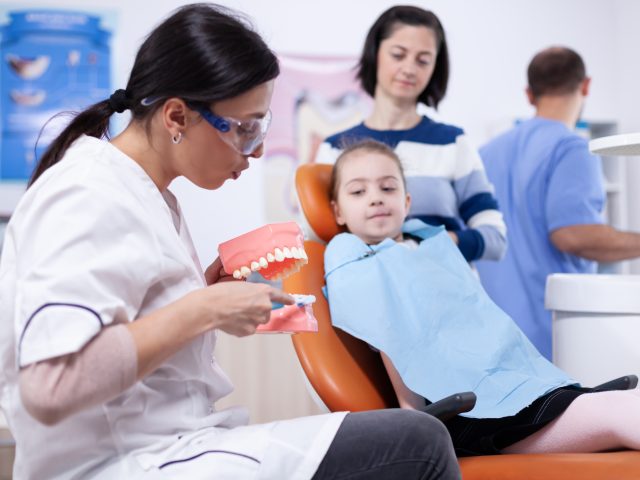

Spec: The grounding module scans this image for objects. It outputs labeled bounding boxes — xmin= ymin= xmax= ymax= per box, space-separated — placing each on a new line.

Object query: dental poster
xmin=264 ymin=54 xmax=371 ymax=222
xmin=0 ymin=8 xmax=113 ymax=180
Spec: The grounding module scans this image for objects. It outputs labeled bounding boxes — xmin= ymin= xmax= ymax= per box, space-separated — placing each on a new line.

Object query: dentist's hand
xmin=128 ymin=278 xmax=294 ymax=379
xmin=192 ymin=281 xmax=294 ymax=337
xmin=204 ymin=257 xmax=237 ymax=285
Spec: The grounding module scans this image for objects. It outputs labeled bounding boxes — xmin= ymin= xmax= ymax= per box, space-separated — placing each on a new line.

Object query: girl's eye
xmin=382 ymin=186 xmax=396 ymax=192
xmin=349 ymin=189 xmax=364 ymax=196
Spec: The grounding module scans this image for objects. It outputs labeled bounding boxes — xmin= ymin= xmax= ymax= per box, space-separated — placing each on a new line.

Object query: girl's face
xmin=178 ymin=80 xmax=274 ymax=190
xmin=332 ymin=151 xmax=411 ymax=245
xmin=375 ymin=24 xmax=438 ymax=105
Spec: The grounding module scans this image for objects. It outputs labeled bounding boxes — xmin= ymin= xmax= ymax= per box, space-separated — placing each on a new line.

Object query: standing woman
xmin=0 ymin=4 xmax=459 ymax=479
xmin=316 ymin=6 xmax=506 ymax=262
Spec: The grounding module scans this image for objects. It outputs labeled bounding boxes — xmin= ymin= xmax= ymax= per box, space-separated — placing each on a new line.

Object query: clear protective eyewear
xmin=190 ymin=104 xmax=272 ymax=155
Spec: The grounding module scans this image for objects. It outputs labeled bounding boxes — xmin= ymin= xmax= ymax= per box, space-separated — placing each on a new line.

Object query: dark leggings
xmin=312 ymin=409 xmax=460 ymax=480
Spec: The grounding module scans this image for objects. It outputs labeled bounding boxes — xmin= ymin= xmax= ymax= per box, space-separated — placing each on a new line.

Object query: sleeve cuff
xmin=19 ymin=303 xmax=103 ymax=367
xmin=456 ymin=229 xmax=485 ymax=262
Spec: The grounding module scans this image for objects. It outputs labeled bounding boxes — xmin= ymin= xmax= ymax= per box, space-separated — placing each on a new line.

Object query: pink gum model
xmin=218 ymin=222 xmax=316 ymax=333
xmin=218 ymin=222 xmax=308 ymax=281
xmin=257 ymin=304 xmax=318 ymax=334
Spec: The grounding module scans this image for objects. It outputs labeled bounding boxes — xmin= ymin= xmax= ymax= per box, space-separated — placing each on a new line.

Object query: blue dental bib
xmin=324 ymin=219 xmax=576 ymax=418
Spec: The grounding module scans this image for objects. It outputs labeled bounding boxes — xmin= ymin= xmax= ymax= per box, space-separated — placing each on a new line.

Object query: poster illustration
xmin=0 ymin=9 xmax=112 ymax=180
xmin=263 ymin=54 xmax=371 ymax=222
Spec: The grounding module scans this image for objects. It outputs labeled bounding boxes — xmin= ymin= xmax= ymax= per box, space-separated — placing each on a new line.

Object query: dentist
xmin=0 ymin=4 xmax=458 ymax=479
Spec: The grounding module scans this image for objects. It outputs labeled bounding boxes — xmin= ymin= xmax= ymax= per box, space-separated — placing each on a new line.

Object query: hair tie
xmin=108 ymin=89 xmax=131 ymax=113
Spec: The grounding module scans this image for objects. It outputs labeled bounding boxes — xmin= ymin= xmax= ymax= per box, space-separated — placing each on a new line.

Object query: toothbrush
xmin=271 ymin=294 xmax=316 ymax=310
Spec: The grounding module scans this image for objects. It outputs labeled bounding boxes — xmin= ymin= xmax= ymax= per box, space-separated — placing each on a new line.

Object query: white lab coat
xmin=0 ymin=136 xmax=345 ymax=479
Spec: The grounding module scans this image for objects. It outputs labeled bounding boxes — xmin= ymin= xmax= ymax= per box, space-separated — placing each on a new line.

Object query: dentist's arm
xmin=20 ymin=281 xmax=293 ymax=425
xmin=128 ymin=281 xmax=292 ymax=380
xmin=550 ymin=224 xmax=640 ymax=262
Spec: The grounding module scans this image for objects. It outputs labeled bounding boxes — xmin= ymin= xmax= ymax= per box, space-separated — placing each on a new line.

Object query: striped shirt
xmin=315 ymin=116 xmax=507 ymax=261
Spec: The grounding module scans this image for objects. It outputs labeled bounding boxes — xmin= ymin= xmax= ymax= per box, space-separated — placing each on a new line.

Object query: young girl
xmin=315 ymin=6 xmax=506 ymax=263
xmin=325 ymin=139 xmax=640 ymax=457
xmin=0 ymin=6 xmax=459 ymax=479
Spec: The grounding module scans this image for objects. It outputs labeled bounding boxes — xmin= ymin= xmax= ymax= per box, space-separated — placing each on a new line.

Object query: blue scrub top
xmin=476 ymin=117 xmax=605 ymax=359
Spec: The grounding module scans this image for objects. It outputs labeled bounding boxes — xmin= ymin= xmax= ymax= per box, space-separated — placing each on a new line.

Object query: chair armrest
xmin=593 ymin=374 xmax=638 ymax=392
xmin=421 ymin=391 xmax=477 ymax=422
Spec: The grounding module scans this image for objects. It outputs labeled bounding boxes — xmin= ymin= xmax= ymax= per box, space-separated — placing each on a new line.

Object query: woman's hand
xmin=129 ymin=281 xmax=294 ymax=379
xmin=189 ymin=281 xmax=294 ymax=337
xmin=204 ymin=257 xmax=237 ymax=285
xmin=447 ymin=231 xmax=459 ymax=244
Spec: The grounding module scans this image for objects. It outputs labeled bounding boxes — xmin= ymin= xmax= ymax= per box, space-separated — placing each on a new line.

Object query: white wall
xmin=3 ymin=0 xmax=640 ymax=423
xmin=613 ymin=0 xmax=640 ymax=272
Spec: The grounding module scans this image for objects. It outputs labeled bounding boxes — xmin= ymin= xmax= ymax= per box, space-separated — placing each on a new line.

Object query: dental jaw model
xmin=218 ymin=222 xmax=317 ymax=333
xmin=218 ymin=222 xmax=308 ymax=281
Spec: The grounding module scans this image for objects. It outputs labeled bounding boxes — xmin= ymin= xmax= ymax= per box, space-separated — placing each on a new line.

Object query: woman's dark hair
xmin=527 ymin=46 xmax=586 ymax=99
xmin=356 ymin=5 xmax=449 ymax=109
xmin=29 ymin=3 xmax=279 ymax=186
xmin=330 ymin=139 xmax=406 ymax=202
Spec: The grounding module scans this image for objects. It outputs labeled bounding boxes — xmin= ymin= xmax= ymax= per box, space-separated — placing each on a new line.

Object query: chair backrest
xmin=294 ymin=163 xmax=341 ymax=243
xmin=283 ymin=163 xmax=398 ymax=411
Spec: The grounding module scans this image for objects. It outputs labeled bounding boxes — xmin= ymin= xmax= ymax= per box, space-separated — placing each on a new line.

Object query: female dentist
xmin=0 ymin=4 xmax=458 ymax=479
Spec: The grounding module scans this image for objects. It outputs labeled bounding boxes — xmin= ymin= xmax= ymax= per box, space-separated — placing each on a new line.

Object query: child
xmin=324 ymin=139 xmax=640 ymax=456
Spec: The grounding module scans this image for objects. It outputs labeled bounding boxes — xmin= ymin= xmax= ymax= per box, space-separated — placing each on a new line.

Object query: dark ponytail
xmin=29 ymin=3 xmax=279 ymax=187
xmin=29 ymin=100 xmax=113 ymax=186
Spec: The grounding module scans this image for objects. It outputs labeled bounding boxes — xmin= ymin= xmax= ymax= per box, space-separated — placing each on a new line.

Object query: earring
xmin=172 ymin=132 xmax=183 ymax=145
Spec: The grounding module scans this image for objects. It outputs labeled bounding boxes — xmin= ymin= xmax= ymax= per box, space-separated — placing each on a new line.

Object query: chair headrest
xmin=295 ymin=163 xmax=344 ymax=243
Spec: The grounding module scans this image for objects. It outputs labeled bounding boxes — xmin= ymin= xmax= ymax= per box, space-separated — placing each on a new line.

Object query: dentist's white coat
xmin=0 ymin=136 xmax=345 ymax=479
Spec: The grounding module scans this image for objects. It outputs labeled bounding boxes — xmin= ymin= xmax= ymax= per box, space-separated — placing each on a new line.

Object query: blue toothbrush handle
xmin=271 ymin=294 xmax=316 ymax=310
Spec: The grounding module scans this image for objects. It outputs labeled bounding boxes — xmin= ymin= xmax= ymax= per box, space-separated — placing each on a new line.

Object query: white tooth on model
xmin=291 ymin=247 xmax=301 ymax=259
xmin=274 ymin=248 xmax=285 ymax=262
xmin=233 ymin=270 xmax=242 ymax=279
xmin=259 ymin=257 xmax=268 ymax=268
xmin=251 ymin=261 xmax=260 ymax=271
xmin=240 ymin=266 xmax=251 ymax=277
xmin=300 ymin=249 xmax=308 ymax=260
xmin=283 ymin=247 xmax=293 ymax=258
xmin=267 ymin=252 xmax=275 ymax=262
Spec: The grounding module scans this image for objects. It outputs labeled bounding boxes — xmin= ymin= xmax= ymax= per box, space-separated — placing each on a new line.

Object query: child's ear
xmin=404 ymin=193 xmax=411 ymax=215
xmin=331 ymin=200 xmax=345 ymax=226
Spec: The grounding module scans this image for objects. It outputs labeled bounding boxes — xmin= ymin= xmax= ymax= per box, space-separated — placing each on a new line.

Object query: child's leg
xmin=503 ymin=388 xmax=640 ymax=454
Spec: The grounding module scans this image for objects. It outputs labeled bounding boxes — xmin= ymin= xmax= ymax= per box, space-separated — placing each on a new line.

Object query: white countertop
xmin=590 ymin=132 xmax=640 ymax=156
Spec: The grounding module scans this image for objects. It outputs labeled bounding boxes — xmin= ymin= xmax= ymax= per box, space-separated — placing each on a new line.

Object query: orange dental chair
xmin=282 ymin=163 xmax=640 ymax=479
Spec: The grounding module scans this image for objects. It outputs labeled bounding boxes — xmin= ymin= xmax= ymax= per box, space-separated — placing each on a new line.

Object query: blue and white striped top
xmin=315 ymin=116 xmax=507 ymax=261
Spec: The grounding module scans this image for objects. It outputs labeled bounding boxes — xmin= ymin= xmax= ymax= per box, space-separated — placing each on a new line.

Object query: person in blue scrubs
xmin=477 ymin=47 xmax=640 ymax=360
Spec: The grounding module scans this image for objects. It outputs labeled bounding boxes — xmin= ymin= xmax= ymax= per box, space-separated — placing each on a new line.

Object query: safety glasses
xmin=190 ymin=104 xmax=272 ymax=155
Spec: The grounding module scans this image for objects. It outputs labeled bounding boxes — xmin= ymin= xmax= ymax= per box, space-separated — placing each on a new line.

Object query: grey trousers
xmin=312 ymin=409 xmax=460 ymax=479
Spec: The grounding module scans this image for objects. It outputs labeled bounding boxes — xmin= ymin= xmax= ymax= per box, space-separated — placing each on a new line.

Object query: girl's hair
xmin=356 ymin=5 xmax=449 ymax=109
xmin=329 ymin=139 xmax=406 ymax=202
xmin=29 ymin=3 xmax=279 ymax=186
